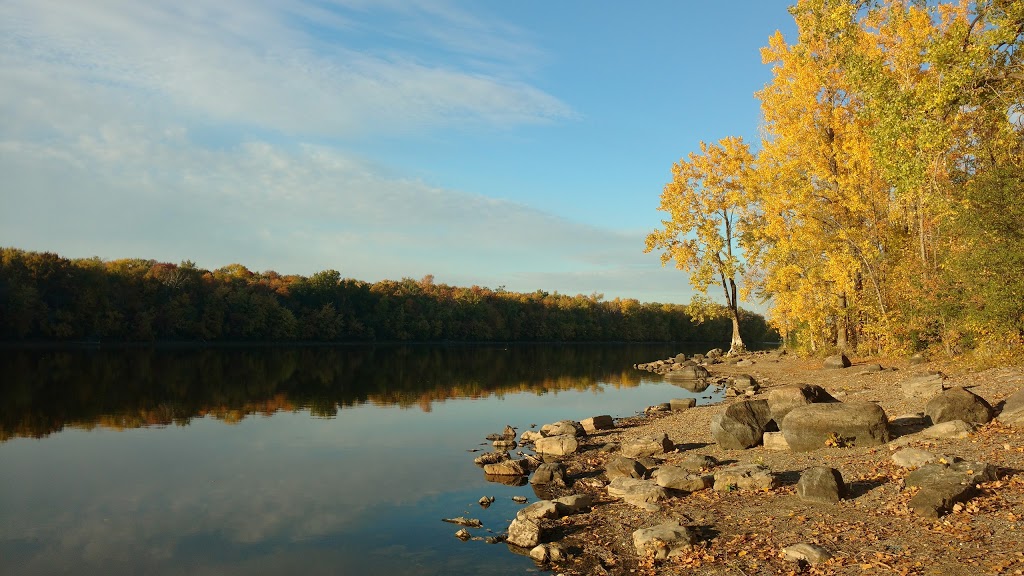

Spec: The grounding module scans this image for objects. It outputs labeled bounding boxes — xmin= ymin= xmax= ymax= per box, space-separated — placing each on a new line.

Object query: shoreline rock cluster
xmin=449 ymin=349 xmax=1024 ymax=574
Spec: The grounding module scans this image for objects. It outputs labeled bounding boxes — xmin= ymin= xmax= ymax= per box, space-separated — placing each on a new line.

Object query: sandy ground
xmin=526 ymin=352 xmax=1024 ymax=576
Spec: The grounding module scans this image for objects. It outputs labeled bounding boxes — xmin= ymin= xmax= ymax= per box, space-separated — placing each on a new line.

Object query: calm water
xmin=0 ymin=343 xmax=726 ymax=575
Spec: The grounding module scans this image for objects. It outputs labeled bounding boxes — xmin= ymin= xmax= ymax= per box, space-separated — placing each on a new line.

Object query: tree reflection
xmin=0 ymin=343 xmax=686 ymax=441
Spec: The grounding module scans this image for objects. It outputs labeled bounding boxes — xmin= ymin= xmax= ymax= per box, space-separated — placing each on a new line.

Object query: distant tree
xmin=645 ymin=137 xmax=755 ymax=354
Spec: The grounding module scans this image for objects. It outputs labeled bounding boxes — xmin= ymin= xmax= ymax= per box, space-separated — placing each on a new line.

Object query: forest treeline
xmin=648 ymin=0 xmax=1023 ymax=358
xmin=0 ymin=248 xmax=775 ymax=344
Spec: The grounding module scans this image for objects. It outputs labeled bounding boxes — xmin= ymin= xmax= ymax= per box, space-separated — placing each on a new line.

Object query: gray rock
xmin=534 ymin=434 xmax=579 ymax=456
xmin=506 ymin=518 xmax=542 ymax=548
xmin=483 ymin=459 xmax=530 ymax=476
xmin=553 ymin=493 xmax=593 ymax=515
xmin=796 ymin=467 xmax=845 ymax=503
xmin=762 ymin=431 xmax=790 ymax=451
xmin=529 ymin=542 xmax=568 ymax=563
xmin=541 ymin=420 xmax=585 ymax=437
xmin=605 ymin=455 xmax=647 ymax=480
xmin=512 ymin=496 xmax=528 ymax=503
xmin=906 ymin=460 xmax=999 ymax=518
xmin=517 ymin=500 xmax=559 ymax=521
xmin=443 ymin=516 xmax=483 ymax=527
xmin=581 ymin=415 xmax=614 ymax=433
xmin=677 ymin=454 xmax=718 ymax=472
xmin=782 ymin=543 xmax=832 ymax=565
xmin=998 ymin=388 xmax=1024 ymax=426
xmin=632 ymin=521 xmax=697 ymax=560
xmin=902 ymin=371 xmax=947 ymax=398
xmin=670 ymin=397 xmax=697 ymax=411
xmin=710 ymin=399 xmax=774 ymax=450
xmin=925 ymin=387 xmax=993 ymax=425
xmin=730 ymin=374 xmax=759 ymax=393
xmin=859 ymin=363 xmax=884 ymax=373
xmin=767 ymin=384 xmax=838 ymax=423
xmin=520 ymin=430 xmax=543 ymax=443
xmin=823 ymin=354 xmax=851 ymax=369
xmin=475 ymin=451 xmax=510 ymax=465
xmin=780 ymin=402 xmax=890 ymax=452
xmin=530 ymin=462 xmax=567 ymax=485
xmin=713 ymin=463 xmax=777 ymax=491
xmin=646 ymin=403 xmax=671 ymax=414
xmin=607 ymin=478 xmax=669 ymax=510
xmin=922 ymin=420 xmax=977 ymax=439
xmin=621 ymin=433 xmax=675 ymax=458
xmin=892 ymin=448 xmax=942 ymax=468
xmin=653 ymin=465 xmax=713 ymax=492
xmin=735 ymin=359 xmax=755 ymax=367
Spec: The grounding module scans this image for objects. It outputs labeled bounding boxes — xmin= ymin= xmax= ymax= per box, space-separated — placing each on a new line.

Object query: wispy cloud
xmin=0 ymin=0 xmax=691 ymax=305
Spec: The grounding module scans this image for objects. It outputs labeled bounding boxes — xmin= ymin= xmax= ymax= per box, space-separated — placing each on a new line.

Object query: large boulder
xmin=902 ymin=372 xmax=947 ymax=398
xmin=632 ymin=521 xmax=697 ymax=560
xmin=925 ymin=387 xmax=993 ymax=425
xmin=534 ymin=434 xmax=579 ymax=456
xmin=670 ymin=398 xmax=696 ymax=411
xmin=507 ymin=518 xmax=542 ymax=548
xmin=710 ymin=399 xmax=774 ymax=450
xmin=553 ymin=494 xmax=592 ymax=516
xmin=767 ymin=384 xmax=838 ymax=423
xmin=905 ymin=460 xmax=999 ymax=518
xmin=621 ymin=433 xmax=675 ymax=458
xmin=998 ymin=388 xmax=1024 ymax=426
xmin=823 ymin=354 xmax=851 ymax=369
xmin=780 ymin=402 xmax=890 ymax=452
xmin=530 ymin=462 xmax=567 ymax=486
xmin=605 ymin=455 xmax=647 ymax=480
xmin=796 ymin=467 xmax=845 ymax=503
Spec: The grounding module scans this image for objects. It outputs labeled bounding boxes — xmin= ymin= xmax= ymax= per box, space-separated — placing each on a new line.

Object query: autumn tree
xmin=645 ymin=136 xmax=755 ymax=354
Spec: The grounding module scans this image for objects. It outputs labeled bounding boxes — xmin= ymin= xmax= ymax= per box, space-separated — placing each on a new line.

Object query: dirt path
xmin=532 ymin=353 xmax=1024 ymax=575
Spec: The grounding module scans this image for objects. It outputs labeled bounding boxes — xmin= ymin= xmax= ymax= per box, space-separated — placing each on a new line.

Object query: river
xmin=0 ymin=343 xmax=727 ymax=575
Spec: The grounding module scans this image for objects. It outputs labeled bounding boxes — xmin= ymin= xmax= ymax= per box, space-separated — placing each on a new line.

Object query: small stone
xmin=478 ymin=496 xmax=495 ymax=507
xmin=670 ymin=398 xmax=697 ymax=411
xmin=782 ymin=543 xmax=832 ymax=565
xmin=713 ymin=464 xmax=777 ymax=491
xmin=534 ymin=434 xmax=579 ymax=456
xmin=455 ymin=529 xmax=471 ymax=540
xmin=520 ymin=430 xmax=543 ymax=443
xmin=646 ymin=403 xmax=671 ymax=413
xmin=442 ymin=516 xmax=483 ymax=527
xmin=653 ymin=465 xmax=713 ymax=492
xmin=529 ymin=542 xmax=568 ymax=563
xmin=762 ymin=431 xmax=790 ymax=451
xmin=891 ymin=448 xmax=939 ymax=468
xmin=483 ymin=459 xmax=530 ymax=476
xmin=512 ymin=496 xmax=528 ymax=504
xmin=922 ymin=420 xmax=977 ymax=439
xmin=677 ymin=454 xmax=718 ymax=472
xmin=581 ymin=415 xmax=615 ymax=433
xmin=621 ymin=433 xmax=675 ymax=458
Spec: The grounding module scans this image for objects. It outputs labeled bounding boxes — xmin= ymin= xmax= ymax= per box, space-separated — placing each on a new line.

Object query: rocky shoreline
xmin=453 ymin=349 xmax=1024 ymax=575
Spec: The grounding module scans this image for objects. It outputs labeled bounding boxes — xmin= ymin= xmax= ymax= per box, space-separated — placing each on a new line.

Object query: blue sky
xmin=1 ymin=0 xmax=795 ymax=308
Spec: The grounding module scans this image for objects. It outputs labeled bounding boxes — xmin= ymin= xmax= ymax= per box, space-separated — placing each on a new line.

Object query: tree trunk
xmin=729 ymin=310 xmax=746 ymax=355
xmin=836 ymin=291 xmax=848 ymax=352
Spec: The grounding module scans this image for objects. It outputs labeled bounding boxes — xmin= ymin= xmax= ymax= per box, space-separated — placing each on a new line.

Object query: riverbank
xmin=518 ymin=351 xmax=1024 ymax=575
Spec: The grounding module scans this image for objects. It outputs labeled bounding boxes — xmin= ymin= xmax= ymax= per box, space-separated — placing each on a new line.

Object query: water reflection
xmin=0 ymin=344 xmax=681 ymax=442
xmin=0 ymin=343 xmax=718 ymax=576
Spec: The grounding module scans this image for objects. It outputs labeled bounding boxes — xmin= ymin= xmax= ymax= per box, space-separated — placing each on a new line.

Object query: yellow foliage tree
xmin=645 ymin=137 xmax=755 ymax=354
